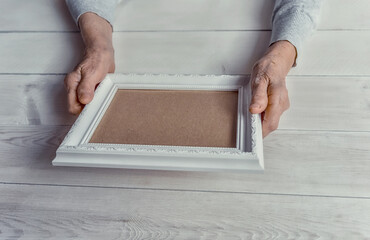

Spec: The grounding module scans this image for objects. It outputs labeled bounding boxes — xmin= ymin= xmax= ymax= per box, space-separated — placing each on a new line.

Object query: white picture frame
xmin=52 ymin=74 xmax=264 ymax=172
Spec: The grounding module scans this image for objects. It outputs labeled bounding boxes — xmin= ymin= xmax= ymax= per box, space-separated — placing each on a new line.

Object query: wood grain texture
xmin=1 ymin=0 xmax=369 ymax=238
xmin=0 ymin=0 xmax=77 ymax=32
xmin=1 ymin=75 xmax=369 ymax=132
xmin=281 ymin=76 xmax=370 ymax=131
xmin=0 ymin=75 xmax=76 ymax=125
xmin=0 ymin=33 xmax=83 ymax=74
xmin=1 ymin=126 xmax=370 ymax=198
xmin=1 ymin=184 xmax=370 ymax=240
xmin=1 ymin=0 xmax=370 ymax=31
xmin=0 ymin=31 xmax=369 ymax=75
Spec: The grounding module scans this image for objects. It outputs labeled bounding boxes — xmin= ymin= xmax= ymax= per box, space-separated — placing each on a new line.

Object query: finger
xmin=77 ymin=66 xmax=107 ymax=105
xmin=249 ymin=75 xmax=269 ymax=114
xmin=64 ymin=71 xmax=83 ymax=115
xmin=261 ymin=85 xmax=289 ymax=138
xmin=262 ymin=101 xmax=281 ymax=138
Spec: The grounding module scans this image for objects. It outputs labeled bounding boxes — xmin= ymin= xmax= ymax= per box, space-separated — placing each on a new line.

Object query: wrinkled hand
xmin=64 ymin=48 xmax=115 ymax=114
xmin=64 ymin=12 xmax=115 ymax=115
xmin=249 ymin=40 xmax=296 ymax=138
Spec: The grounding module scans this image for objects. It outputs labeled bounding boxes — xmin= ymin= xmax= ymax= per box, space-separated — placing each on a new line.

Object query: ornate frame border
xmin=52 ymin=74 xmax=264 ymax=172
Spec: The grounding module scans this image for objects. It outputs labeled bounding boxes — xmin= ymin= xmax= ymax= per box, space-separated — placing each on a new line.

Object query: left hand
xmin=64 ymin=12 xmax=115 ymax=115
xmin=249 ymin=40 xmax=296 ymax=138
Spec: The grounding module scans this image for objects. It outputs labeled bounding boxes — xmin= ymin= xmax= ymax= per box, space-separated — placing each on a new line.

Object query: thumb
xmin=77 ymin=79 xmax=96 ymax=105
xmin=77 ymin=69 xmax=106 ymax=105
xmin=249 ymin=76 xmax=269 ymax=114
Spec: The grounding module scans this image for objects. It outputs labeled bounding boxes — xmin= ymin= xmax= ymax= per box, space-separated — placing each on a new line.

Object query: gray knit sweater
xmin=65 ymin=0 xmax=323 ymax=63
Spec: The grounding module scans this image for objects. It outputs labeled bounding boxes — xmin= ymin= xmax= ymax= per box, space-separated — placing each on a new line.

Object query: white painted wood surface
xmin=1 ymin=75 xmax=369 ymax=132
xmin=1 ymin=184 xmax=370 ymax=239
xmin=1 ymin=0 xmax=370 ymax=31
xmin=1 ymin=0 xmax=370 ymax=238
xmin=1 ymin=31 xmax=370 ymax=75
xmin=1 ymin=126 xmax=370 ymax=198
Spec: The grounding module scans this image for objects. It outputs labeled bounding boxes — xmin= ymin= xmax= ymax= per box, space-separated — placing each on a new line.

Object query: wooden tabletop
xmin=1 ymin=0 xmax=370 ymax=239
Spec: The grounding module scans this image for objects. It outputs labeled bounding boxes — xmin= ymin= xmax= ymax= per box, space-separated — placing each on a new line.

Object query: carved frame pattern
xmin=53 ymin=74 xmax=264 ymax=172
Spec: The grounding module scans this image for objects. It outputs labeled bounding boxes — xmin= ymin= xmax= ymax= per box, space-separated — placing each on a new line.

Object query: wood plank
xmin=116 ymin=0 xmax=370 ymax=31
xmin=289 ymin=31 xmax=370 ymax=76
xmin=320 ymin=0 xmax=370 ymax=30
xmin=281 ymin=76 xmax=370 ymax=131
xmin=1 ymin=184 xmax=370 ymax=239
xmin=1 ymin=75 xmax=369 ymax=132
xmin=0 ymin=0 xmax=77 ymax=32
xmin=0 ymin=75 xmax=76 ymax=125
xmin=1 ymin=31 xmax=370 ymax=75
xmin=1 ymin=126 xmax=370 ymax=198
xmin=0 ymin=33 xmax=84 ymax=74
xmin=1 ymin=0 xmax=370 ymax=31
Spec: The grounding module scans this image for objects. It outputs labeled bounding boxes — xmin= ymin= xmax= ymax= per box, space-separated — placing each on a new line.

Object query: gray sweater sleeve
xmin=65 ymin=0 xmax=119 ymax=27
xmin=270 ymin=0 xmax=324 ymax=64
xmin=66 ymin=0 xmax=323 ymax=64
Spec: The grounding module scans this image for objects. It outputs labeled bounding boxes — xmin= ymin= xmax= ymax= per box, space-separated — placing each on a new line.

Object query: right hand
xmin=64 ymin=48 xmax=115 ymax=114
xmin=249 ymin=40 xmax=296 ymax=138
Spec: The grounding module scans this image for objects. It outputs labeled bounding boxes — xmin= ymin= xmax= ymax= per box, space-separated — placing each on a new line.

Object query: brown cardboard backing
xmin=89 ymin=89 xmax=239 ymax=148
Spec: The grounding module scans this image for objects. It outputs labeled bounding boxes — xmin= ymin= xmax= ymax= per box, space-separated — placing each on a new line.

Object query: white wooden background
xmin=1 ymin=0 xmax=370 ymax=239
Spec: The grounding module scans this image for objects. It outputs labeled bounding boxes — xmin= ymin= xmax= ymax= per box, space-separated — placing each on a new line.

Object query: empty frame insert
xmin=89 ymin=89 xmax=239 ymax=148
xmin=53 ymin=74 xmax=264 ymax=172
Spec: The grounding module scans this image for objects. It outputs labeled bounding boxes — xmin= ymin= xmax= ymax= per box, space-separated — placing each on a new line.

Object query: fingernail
xmin=250 ymin=104 xmax=260 ymax=109
xmin=78 ymin=93 xmax=91 ymax=104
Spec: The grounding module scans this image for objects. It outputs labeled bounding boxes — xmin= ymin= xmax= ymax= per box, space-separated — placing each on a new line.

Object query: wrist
xmin=85 ymin=43 xmax=114 ymax=55
xmin=266 ymin=40 xmax=297 ymax=70
xmin=78 ymin=12 xmax=113 ymax=52
xmin=84 ymin=46 xmax=113 ymax=59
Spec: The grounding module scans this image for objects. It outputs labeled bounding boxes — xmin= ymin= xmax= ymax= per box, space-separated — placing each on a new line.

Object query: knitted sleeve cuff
xmin=65 ymin=0 xmax=119 ymax=29
xmin=270 ymin=0 xmax=323 ymax=66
